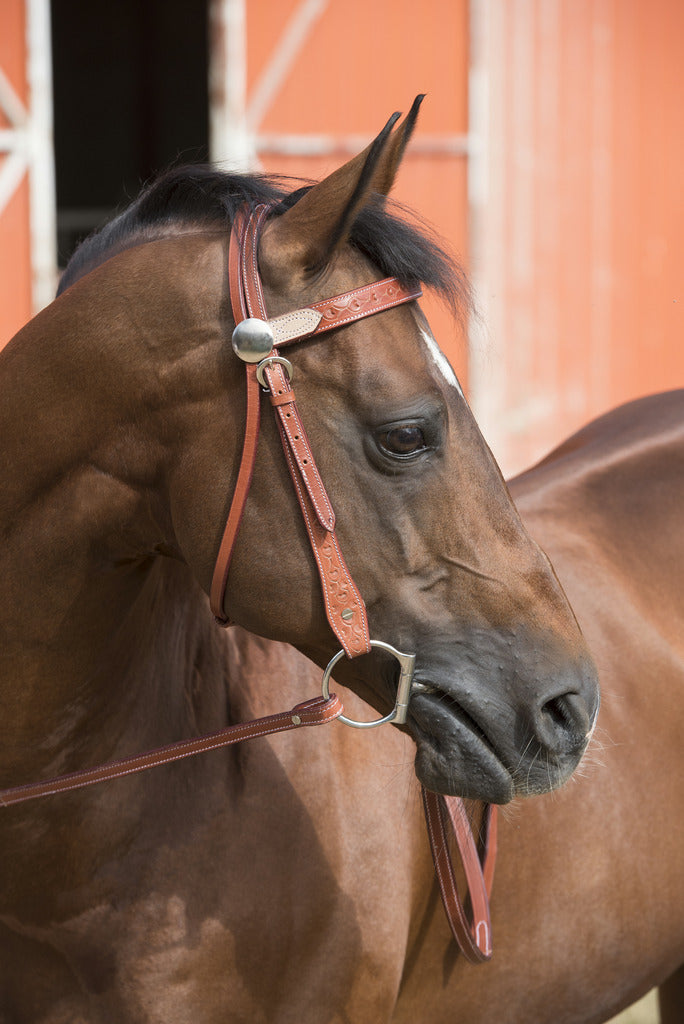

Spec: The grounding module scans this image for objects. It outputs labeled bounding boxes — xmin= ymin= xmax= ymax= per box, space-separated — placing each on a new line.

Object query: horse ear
xmin=259 ymin=95 xmax=424 ymax=284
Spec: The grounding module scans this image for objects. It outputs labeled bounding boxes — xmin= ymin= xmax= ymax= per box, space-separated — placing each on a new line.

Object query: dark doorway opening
xmin=51 ymin=0 xmax=209 ymax=267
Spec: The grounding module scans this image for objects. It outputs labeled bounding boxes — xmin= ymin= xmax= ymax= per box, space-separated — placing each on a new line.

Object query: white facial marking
xmin=418 ymin=324 xmax=464 ymax=397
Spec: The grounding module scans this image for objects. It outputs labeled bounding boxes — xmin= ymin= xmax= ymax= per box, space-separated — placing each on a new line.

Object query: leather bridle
xmin=0 ymin=202 xmax=497 ymax=964
xmin=211 ymin=201 xmax=422 ymax=727
xmin=211 ymin=203 xmax=419 ymax=662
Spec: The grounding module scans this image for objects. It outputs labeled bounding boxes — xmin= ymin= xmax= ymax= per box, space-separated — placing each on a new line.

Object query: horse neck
xmin=0 ymin=234 xmax=235 ymax=778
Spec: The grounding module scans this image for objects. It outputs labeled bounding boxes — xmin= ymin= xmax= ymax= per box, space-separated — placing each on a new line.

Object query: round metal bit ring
xmin=321 ymin=640 xmax=416 ymax=729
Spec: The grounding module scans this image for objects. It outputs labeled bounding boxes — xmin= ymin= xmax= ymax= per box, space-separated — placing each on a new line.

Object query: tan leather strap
xmin=210 ymin=206 xmax=261 ymax=621
xmin=422 ymin=788 xmax=497 ymax=963
xmin=0 ymin=695 xmax=343 ymax=807
xmin=209 ymin=362 xmax=261 ymax=623
xmin=271 ymin=377 xmax=370 ymax=657
xmin=305 ymin=278 xmax=421 ymax=338
xmin=263 ymin=354 xmax=336 ymax=532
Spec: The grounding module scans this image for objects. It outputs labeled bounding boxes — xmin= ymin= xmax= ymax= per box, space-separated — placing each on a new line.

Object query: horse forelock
xmin=57 ymin=165 xmax=470 ymax=320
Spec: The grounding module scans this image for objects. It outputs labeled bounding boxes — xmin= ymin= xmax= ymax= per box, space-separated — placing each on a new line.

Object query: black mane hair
xmin=58 ymin=165 xmax=471 ymax=320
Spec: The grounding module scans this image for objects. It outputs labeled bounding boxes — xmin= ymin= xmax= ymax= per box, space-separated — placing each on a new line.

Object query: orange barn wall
xmin=0 ymin=0 xmax=32 ymax=348
xmin=472 ymin=0 xmax=684 ymax=475
xmin=246 ymin=0 xmax=471 ymax=387
xmin=4 ymin=1 xmax=682 ymax=480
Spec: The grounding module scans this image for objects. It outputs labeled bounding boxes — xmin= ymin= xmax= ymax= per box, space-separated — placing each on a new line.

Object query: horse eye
xmin=379 ymin=424 xmax=427 ymax=457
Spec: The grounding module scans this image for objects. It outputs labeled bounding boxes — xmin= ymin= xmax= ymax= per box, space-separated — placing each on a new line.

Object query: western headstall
xmin=0 ymin=203 xmax=497 ymax=964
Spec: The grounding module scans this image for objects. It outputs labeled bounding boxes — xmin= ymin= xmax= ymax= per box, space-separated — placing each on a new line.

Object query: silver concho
xmin=231 ymin=318 xmax=275 ymax=363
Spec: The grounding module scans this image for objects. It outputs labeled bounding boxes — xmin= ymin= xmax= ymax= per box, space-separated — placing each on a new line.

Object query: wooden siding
xmin=245 ymin=0 xmax=471 ymax=387
xmin=0 ymin=0 xmax=32 ymax=346
xmin=471 ymin=0 xmax=684 ymax=474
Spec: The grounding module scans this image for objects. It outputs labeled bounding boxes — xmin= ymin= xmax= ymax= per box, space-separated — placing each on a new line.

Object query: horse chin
xmin=410 ymin=703 xmax=516 ymax=803
xmin=413 ymin=738 xmax=516 ymax=803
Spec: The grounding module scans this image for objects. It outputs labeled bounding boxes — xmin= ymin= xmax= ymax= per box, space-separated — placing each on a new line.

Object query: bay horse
xmin=0 ymin=97 xmax=672 ymax=1022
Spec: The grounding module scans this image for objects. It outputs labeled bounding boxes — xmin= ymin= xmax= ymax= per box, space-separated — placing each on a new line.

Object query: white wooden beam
xmin=27 ymin=0 xmax=57 ymax=310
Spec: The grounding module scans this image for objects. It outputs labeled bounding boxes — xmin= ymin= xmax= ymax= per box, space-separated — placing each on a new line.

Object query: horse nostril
xmin=544 ymin=695 xmax=572 ymax=730
xmin=538 ymin=692 xmax=591 ymax=754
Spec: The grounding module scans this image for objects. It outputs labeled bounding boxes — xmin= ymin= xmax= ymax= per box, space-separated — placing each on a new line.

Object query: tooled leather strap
xmin=0 ymin=695 xmax=343 ymax=807
xmin=422 ymin=789 xmax=498 ymax=963
xmin=210 ymin=202 xmax=422 ymax=659
xmin=305 ymin=278 xmax=420 ymax=338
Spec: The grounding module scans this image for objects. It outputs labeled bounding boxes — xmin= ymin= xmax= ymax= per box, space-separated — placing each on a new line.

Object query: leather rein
xmin=0 ymin=203 xmax=497 ymax=964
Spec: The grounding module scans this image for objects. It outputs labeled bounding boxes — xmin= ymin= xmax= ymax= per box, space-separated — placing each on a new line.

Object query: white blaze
xmin=418 ymin=324 xmax=464 ymax=397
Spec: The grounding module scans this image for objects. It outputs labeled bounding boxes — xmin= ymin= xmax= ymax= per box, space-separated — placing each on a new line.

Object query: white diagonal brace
xmin=246 ymin=0 xmax=328 ymax=132
xmin=0 ymin=65 xmax=28 ymax=219
xmin=0 ymin=65 xmax=27 ymax=128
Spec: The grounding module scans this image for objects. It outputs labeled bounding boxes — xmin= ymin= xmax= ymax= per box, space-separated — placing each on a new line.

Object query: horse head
xmin=54 ymin=98 xmax=599 ymax=804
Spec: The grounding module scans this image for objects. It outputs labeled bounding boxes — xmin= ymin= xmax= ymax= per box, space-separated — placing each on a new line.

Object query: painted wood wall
xmin=470 ymin=0 xmax=684 ymax=474
xmin=0 ymin=0 xmax=32 ymax=345
xmin=243 ymin=0 xmax=471 ymax=387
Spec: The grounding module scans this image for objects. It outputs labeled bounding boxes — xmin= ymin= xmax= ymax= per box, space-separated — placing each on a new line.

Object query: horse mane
xmin=57 ymin=165 xmax=471 ymax=320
